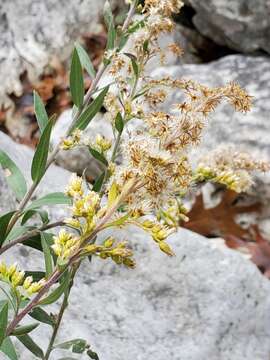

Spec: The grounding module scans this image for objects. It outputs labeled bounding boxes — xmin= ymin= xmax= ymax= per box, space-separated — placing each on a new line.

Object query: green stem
xmin=44 ymin=264 xmax=79 ymax=360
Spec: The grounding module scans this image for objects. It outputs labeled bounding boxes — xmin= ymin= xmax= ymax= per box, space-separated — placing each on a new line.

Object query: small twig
xmin=0 ymin=220 xmax=64 ymax=255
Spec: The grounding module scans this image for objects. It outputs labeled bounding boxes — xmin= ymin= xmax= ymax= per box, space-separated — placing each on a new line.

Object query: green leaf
xmin=40 ymin=271 xmax=70 ymax=306
xmin=26 ymin=192 xmax=72 ymax=211
xmin=54 ymin=338 xmax=87 ymax=353
xmin=0 ymin=302 xmax=8 ymax=346
xmin=21 ymin=209 xmax=49 ymax=225
xmin=0 ymin=211 xmax=16 ymax=247
xmin=118 ymin=34 xmax=129 ymax=50
xmin=41 ymin=232 xmax=53 ymax=277
xmin=106 ymin=21 xmax=116 ymax=50
xmin=115 ymin=112 xmax=124 ymax=134
xmin=23 ymin=232 xmax=54 ymax=253
xmin=87 ymin=349 xmax=99 ymax=360
xmin=0 ymin=150 xmax=27 ymax=201
xmin=92 ymin=172 xmax=105 ymax=193
xmin=75 ymin=42 xmax=96 ymax=78
xmin=31 ymin=117 xmax=54 ymax=183
xmin=70 ymin=48 xmax=84 ymax=108
xmin=127 ymin=19 xmax=145 ymax=34
xmin=88 ymin=148 xmax=108 ymax=166
xmin=29 ymin=307 xmax=55 ymax=327
xmin=16 ymin=334 xmax=44 ymax=359
xmin=124 ymin=53 xmax=139 ymax=77
xmin=33 ymin=90 xmax=49 ymax=132
xmin=4 ymin=225 xmax=30 ymax=244
xmin=24 ymin=271 xmax=45 ymax=282
xmin=0 ymin=337 xmax=18 ymax=360
xmin=104 ymin=1 xmax=116 ymax=50
xmin=103 ymin=1 xmax=114 ymax=28
xmin=69 ymin=86 xmax=109 ymax=133
xmin=11 ymin=323 xmax=39 ymax=336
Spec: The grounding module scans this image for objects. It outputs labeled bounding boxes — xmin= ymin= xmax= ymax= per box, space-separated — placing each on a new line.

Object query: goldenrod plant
xmin=0 ymin=0 xmax=268 ymax=358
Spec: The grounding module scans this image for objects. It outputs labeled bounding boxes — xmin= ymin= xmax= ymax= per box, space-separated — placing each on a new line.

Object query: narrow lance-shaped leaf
xmin=41 ymin=232 xmax=53 ymax=277
xmin=11 ymin=323 xmax=39 ymax=336
xmin=24 ymin=233 xmax=54 ymax=253
xmin=4 ymin=225 xmax=30 ymax=244
xmin=0 ymin=150 xmax=27 ymax=201
xmin=92 ymin=171 xmax=105 ymax=193
xmin=70 ymin=86 xmax=109 ymax=133
xmin=70 ymin=48 xmax=84 ymax=109
xmin=0 ymin=211 xmax=16 ymax=247
xmin=21 ymin=209 xmax=49 ymax=225
xmin=0 ymin=302 xmax=8 ymax=346
xmin=33 ymin=90 xmax=49 ymax=132
xmin=40 ymin=271 xmax=70 ymax=306
xmin=104 ymin=1 xmax=116 ymax=50
xmin=16 ymin=334 xmax=44 ymax=359
xmin=0 ymin=337 xmax=18 ymax=360
xmin=75 ymin=42 xmax=96 ymax=78
xmin=26 ymin=192 xmax=72 ymax=211
xmin=24 ymin=271 xmax=45 ymax=281
xmin=88 ymin=147 xmax=108 ymax=166
xmin=124 ymin=53 xmax=139 ymax=78
xmin=54 ymin=338 xmax=87 ymax=353
xmin=31 ymin=116 xmax=54 ymax=183
xmin=115 ymin=112 xmax=124 ymax=134
xmin=29 ymin=307 xmax=55 ymax=327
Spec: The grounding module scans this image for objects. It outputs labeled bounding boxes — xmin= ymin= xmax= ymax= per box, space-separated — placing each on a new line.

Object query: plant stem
xmin=0 ymin=220 xmax=64 ymax=255
xmin=44 ymin=264 xmax=79 ymax=360
xmin=5 ymin=2 xmax=138 ymax=337
xmin=6 ymin=270 xmax=62 ymax=336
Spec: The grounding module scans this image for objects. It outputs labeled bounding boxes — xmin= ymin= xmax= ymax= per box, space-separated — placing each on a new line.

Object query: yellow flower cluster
xmin=51 ymin=176 xmax=103 ymax=263
xmin=195 ymin=147 xmax=270 ymax=192
xmin=139 ymin=219 xmax=175 ymax=256
xmin=0 ymin=261 xmax=45 ymax=296
xmin=51 ymin=229 xmax=80 ymax=261
xmin=61 ymin=129 xmax=82 ymax=150
xmin=84 ymin=237 xmax=136 ymax=268
xmin=94 ymin=134 xmax=112 ymax=153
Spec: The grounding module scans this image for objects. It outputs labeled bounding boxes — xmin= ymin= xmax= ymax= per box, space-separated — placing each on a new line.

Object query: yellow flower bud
xmin=11 ymin=270 xmax=25 ymax=287
xmin=159 ymin=241 xmax=175 ymax=256
xmin=104 ymin=237 xmax=115 ymax=248
xmin=23 ymin=276 xmax=33 ymax=290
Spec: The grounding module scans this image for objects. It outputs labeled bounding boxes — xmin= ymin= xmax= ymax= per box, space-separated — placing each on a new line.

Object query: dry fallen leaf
xmin=183 ymin=189 xmax=261 ymax=239
xmin=225 ymin=227 xmax=270 ymax=278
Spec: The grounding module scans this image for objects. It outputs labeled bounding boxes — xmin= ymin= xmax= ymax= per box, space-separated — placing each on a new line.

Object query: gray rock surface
xmin=0 ymin=167 xmax=16 ymax=214
xmin=186 ymin=0 xmax=270 ymax=54
xmin=0 ymin=130 xmax=71 ymax=220
xmin=0 ymin=0 xmax=118 ymax=106
xmin=1 ymin=131 xmax=270 ymax=359
xmin=2 ymin=226 xmax=270 ymax=360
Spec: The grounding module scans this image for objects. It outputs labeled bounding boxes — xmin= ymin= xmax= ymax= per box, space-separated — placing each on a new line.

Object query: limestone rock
xmin=0 ymin=0 xmax=119 ymax=106
xmin=186 ymin=0 xmax=270 ymax=54
xmin=0 ymin=130 xmax=72 ymax=220
xmin=0 ymin=167 xmax=16 ymax=214
xmin=2 ymin=227 xmax=270 ymax=359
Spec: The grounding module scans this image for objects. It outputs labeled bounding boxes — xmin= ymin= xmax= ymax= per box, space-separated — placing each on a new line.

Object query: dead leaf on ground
xmin=225 ymin=227 xmax=270 ymax=278
xmin=183 ymin=189 xmax=261 ymax=239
